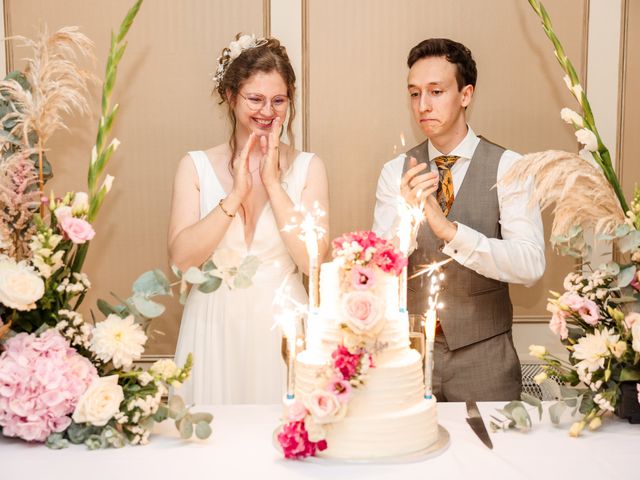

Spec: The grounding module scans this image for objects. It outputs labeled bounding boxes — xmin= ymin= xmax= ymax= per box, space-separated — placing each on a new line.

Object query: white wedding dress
xmin=174 ymin=150 xmax=312 ymax=404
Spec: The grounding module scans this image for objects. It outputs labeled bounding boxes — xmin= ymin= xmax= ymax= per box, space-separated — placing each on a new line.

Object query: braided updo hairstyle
xmin=215 ymin=35 xmax=297 ymax=164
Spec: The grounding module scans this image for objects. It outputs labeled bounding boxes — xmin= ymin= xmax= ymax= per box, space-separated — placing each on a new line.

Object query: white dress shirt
xmin=373 ymin=127 xmax=545 ymax=286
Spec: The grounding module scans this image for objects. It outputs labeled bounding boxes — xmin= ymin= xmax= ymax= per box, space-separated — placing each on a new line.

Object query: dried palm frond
xmin=0 ymin=26 xmax=97 ymax=146
xmin=0 ymin=149 xmax=40 ymax=259
xmin=500 ymin=150 xmax=625 ymax=238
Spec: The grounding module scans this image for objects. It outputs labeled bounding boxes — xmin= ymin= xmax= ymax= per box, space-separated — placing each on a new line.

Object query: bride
xmin=168 ymin=35 xmax=329 ymax=404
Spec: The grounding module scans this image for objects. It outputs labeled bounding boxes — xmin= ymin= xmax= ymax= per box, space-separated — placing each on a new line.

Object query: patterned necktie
xmin=433 ymin=155 xmax=460 ymax=216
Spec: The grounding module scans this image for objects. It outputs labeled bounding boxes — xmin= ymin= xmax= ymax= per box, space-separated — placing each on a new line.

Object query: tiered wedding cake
xmin=277 ymin=231 xmax=438 ymax=460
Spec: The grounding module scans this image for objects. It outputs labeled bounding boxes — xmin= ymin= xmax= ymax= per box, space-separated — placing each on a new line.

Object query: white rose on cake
xmin=339 ymin=290 xmax=384 ymax=337
xmin=305 ymin=389 xmax=347 ymax=425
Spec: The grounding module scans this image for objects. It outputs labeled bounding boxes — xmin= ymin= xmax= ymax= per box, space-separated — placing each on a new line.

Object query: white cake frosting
xmin=294 ymin=259 xmax=438 ymax=459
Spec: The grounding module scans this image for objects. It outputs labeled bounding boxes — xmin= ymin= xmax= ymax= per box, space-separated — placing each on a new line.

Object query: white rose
xmin=339 ymin=291 xmax=384 ymax=337
xmin=73 ymin=375 xmax=124 ymax=427
xmin=575 ymin=128 xmax=598 ymax=152
xmin=228 ymin=41 xmax=242 ymax=59
xmin=528 ymin=344 xmax=547 ymax=359
xmin=560 ymin=107 xmax=583 ymax=127
xmin=237 ymin=34 xmax=254 ymax=49
xmin=0 ymin=258 xmax=45 ymax=310
xmin=305 ymin=389 xmax=347 ymax=425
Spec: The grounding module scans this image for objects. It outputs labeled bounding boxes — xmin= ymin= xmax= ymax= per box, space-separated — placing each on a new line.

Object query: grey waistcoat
xmin=403 ymin=137 xmax=513 ymax=351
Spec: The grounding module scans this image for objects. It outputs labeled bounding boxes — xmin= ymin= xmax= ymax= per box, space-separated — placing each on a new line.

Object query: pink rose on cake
xmin=305 ymin=389 xmax=347 ymax=424
xmin=285 ymin=400 xmax=308 ymax=422
xmin=340 ymin=291 xmax=384 ymax=337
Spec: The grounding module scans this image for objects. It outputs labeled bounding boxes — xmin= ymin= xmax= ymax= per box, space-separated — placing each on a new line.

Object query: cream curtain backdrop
xmin=3 ymin=0 xmax=634 ymax=356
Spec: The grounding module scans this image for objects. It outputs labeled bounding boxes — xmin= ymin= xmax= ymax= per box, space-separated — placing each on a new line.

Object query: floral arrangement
xmin=276 ymin=231 xmax=406 ymax=459
xmin=213 ymin=33 xmax=267 ymax=88
xmin=495 ymin=0 xmax=640 ymax=436
xmin=0 ymin=0 xmax=258 ymax=449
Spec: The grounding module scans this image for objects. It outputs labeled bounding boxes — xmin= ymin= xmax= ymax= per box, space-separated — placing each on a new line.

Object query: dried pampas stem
xmin=500 ymin=150 xmax=625 ymax=238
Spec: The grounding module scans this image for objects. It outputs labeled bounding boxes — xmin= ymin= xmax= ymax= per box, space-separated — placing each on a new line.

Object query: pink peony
xmin=373 ymin=245 xmax=407 ymax=276
xmin=327 ymin=375 xmax=352 ymax=403
xmin=59 ymin=216 xmax=95 ymax=244
xmin=561 ymin=293 xmax=600 ymax=325
xmin=549 ymin=310 xmax=569 ymax=339
xmin=285 ymin=401 xmax=308 ymax=422
xmin=351 ymin=266 xmax=376 ymax=290
xmin=332 ymin=345 xmax=362 ymax=380
xmin=277 ymin=421 xmax=327 ymax=459
xmin=0 ymin=329 xmax=98 ymax=442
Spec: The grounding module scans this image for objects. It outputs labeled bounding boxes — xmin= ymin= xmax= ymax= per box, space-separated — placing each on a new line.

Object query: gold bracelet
xmin=218 ymin=198 xmax=235 ymax=218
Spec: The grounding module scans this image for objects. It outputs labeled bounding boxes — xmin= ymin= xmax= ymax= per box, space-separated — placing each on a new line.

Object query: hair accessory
xmin=213 ymin=34 xmax=268 ymax=88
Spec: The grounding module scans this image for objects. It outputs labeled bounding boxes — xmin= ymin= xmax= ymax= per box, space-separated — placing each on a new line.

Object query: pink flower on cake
xmin=305 ymin=389 xmax=347 ymax=424
xmin=327 ymin=375 xmax=352 ymax=403
xmin=277 ymin=420 xmax=327 ymax=459
xmin=373 ymin=245 xmax=407 ymax=276
xmin=332 ymin=345 xmax=361 ymax=379
xmin=351 ymin=265 xmax=376 ymax=290
xmin=0 ymin=329 xmax=97 ymax=442
xmin=340 ymin=291 xmax=384 ymax=337
xmin=285 ymin=400 xmax=308 ymax=422
xmin=59 ymin=216 xmax=96 ymax=244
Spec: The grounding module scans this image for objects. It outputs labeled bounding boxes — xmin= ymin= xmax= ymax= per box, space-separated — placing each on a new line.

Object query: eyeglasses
xmin=238 ymin=92 xmax=289 ymax=112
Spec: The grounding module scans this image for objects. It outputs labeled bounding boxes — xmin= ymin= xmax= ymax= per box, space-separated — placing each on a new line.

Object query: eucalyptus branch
xmin=527 ymin=0 xmax=629 ymax=213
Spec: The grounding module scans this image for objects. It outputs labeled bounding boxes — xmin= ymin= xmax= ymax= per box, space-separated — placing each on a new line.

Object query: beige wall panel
xmin=6 ymin=0 xmax=266 ymax=354
xmin=621 ymin=0 xmax=640 ymax=200
xmin=307 ymin=0 xmax=586 ymax=319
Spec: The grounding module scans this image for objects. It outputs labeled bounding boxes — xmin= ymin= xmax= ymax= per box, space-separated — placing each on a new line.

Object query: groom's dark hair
xmin=407 ymin=38 xmax=477 ymax=91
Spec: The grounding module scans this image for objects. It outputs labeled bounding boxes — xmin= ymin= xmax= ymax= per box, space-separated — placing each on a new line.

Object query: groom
xmin=373 ymin=38 xmax=545 ymax=401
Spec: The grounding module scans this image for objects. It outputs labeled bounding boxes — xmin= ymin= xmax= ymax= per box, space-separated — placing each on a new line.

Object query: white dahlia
xmin=90 ymin=314 xmax=147 ymax=369
xmin=572 ymin=328 xmax=617 ymax=372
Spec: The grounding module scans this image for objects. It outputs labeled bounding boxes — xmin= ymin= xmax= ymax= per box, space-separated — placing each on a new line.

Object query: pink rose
xmin=285 ymin=400 xmax=308 ymax=422
xmin=327 ymin=375 xmax=352 ymax=403
xmin=59 ymin=216 xmax=95 ymax=244
xmin=549 ymin=310 xmax=569 ymax=339
xmin=340 ymin=291 xmax=384 ymax=337
xmin=305 ymin=389 xmax=346 ymax=424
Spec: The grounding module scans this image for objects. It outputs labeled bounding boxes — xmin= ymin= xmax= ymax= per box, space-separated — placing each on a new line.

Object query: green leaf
xmin=197 ymin=276 xmax=222 ymax=293
xmin=615 ymin=224 xmax=631 ymax=238
xmin=191 ymin=412 xmax=214 ymax=424
xmin=618 ymin=230 xmax=640 ymax=253
xmin=202 ymin=260 xmax=215 ymax=273
xmin=233 ymin=273 xmax=253 ymax=289
xmin=620 ymin=367 xmax=640 ymax=381
xmin=238 ymin=255 xmax=260 ymax=277
xmin=177 ymin=416 xmax=194 ymax=439
xmin=168 ymin=394 xmax=185 ymax=413
xmin=617 ymin=265 xmax=637 ymax=288
xmin=549 ymin=401 xmax=567 ymax=425
xmin=133 ymin=269 xmax=171 ymax=296
xmin=171 ymin=265 xmax=182 ymax=278
xmin=183 ymin=267 xmax=207 ymax=284
xmin=521 ymin=393 xmax=543 ymax=420
xmin=153 ymin=404 xmax=169 ymax=422
xmin=195 ymin=421 xmax=212 ymax=439
xmin=130 ymin=294 xmax=165 ymax=318
xmin=97 ymin=298 xmax=118 ymax=317
xmin=511 ymin=405 xmax=532 ymax=431
xmin=45 ymin=432 xmax=69 ymax=450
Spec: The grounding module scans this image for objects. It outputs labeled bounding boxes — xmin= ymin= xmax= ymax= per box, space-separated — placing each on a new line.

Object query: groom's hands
xmin=401 ymin=157 xmax=457 ymax=243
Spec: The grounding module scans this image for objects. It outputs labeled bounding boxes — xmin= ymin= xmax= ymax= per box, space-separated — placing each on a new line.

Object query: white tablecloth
xmin=3 ymin=402 xmax=638 ymax=480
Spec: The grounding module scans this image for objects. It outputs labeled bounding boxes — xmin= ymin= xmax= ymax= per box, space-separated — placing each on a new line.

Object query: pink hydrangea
xmin=277 ymin=420 xmax=327 ymax=459
xmin=331 ymin=345 xmax=363 ymax=380
xmin=0 ymin=329 xmax=98 ymax=442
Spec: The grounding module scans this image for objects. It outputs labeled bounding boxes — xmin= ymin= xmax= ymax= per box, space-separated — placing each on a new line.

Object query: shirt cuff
xmin=442 ymin=222 xmax=479 ymax=265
